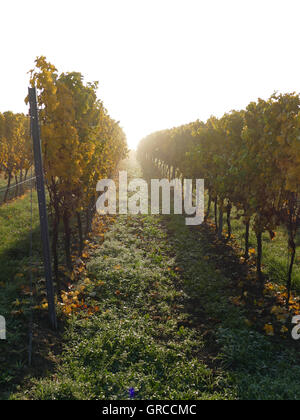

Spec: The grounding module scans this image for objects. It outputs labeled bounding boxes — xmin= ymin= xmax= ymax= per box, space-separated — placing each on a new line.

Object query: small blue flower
xmin=129 ymin=387 xmax=135 ymax=398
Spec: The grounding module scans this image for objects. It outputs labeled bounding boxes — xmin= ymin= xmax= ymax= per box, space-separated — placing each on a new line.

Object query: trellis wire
xmin=0 ymin=176 xmax=36 ymax=194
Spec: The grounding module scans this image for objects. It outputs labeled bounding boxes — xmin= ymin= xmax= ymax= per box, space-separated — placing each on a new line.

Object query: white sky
xmin=1 ymin=0 xmax=300 ymax=149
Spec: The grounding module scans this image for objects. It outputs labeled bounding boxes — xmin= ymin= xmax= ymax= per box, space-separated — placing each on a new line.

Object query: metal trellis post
xmin=28 ymin=87 xmax=57 ymax=330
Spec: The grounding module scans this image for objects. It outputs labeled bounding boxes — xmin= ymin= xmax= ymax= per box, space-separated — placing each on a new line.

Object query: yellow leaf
xmin=264 ymin=324 xmax=274 ymax=336
xmin=280 ymin=326 xmax=288 ymax=334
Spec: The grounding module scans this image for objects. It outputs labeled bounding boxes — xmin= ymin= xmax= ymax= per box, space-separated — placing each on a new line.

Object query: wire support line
xmin=0 ymin=176 xmax=37 ymax=193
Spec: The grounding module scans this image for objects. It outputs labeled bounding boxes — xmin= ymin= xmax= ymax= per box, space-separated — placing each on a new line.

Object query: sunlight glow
xmin=1 ymin=0 xmax=300 ymax=149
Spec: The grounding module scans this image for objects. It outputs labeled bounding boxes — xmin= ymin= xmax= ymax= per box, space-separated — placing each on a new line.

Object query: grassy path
xmin=9 ymin=158 xmax=300 ymax=400
xmin=13 ymin=212 xmax=300 ymax=400
xmin=16 ymin=213 xmax=234 ymax=400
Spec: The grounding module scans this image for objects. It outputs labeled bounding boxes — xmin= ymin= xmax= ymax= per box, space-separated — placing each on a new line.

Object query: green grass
xmin=0 ymin=191 xmax=43 ymax=399
xmin=5 ymin=155 xmax=300 ymax=400
xmin=13 ymin=214 xmax=234 ymax=400
xmin=12 ymin=207 xmax=300 ymax=400
xmin=209 ymin=204 xmax=300 ymax=293
xmin=166 ymin=214 xmax=300 ymax=400
xmin=0 ymin=192 xmax=39 ymax=261
xmin=0 ymin=175 xmax=8 ymax=202
xmin=0 ymin=175 xmax=7 ymax=189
